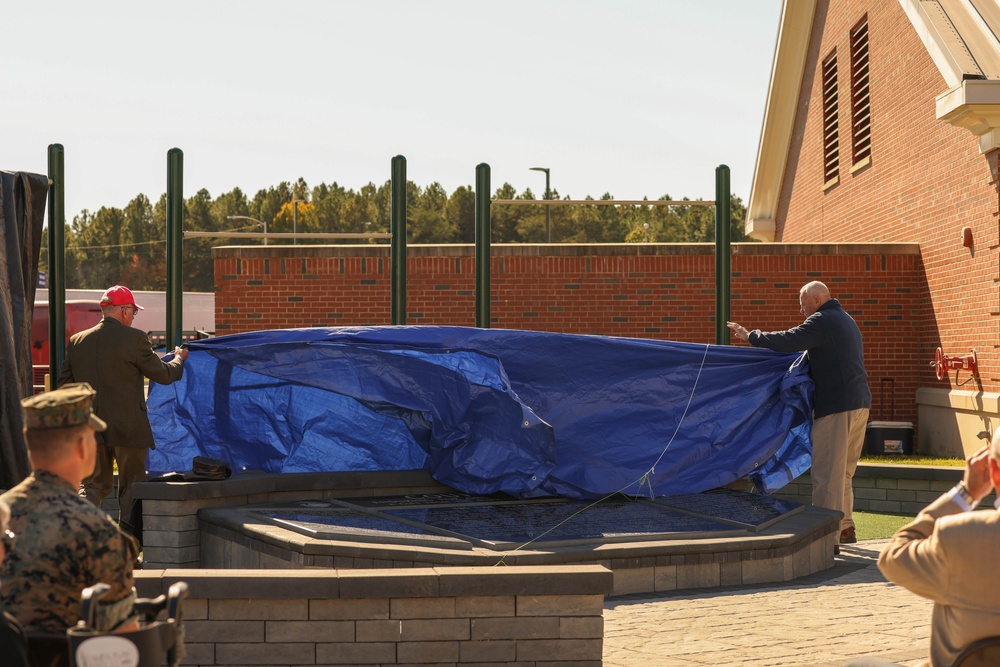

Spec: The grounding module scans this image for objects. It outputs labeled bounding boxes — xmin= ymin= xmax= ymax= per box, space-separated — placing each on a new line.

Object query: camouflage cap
xmin=20 ymin=383 xmax=107 ymax=432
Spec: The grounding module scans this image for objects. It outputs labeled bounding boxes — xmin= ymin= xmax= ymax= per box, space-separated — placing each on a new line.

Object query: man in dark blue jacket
xmin=727 ymin=281 xmax=871 ymax=550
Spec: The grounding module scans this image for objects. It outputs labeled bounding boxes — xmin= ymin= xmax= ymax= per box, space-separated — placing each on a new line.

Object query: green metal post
xmin=715 ymin=164 xmax=731 ymax=345
xmin=166 ymin=148 xmax=184 ymax=350
xmin=47 ymin=144 xmax=66 ymax=383
xmin=390 ymin=155 xmax=407 ymax=325
xmin=475 ymin=163 xmax=491 ymax=328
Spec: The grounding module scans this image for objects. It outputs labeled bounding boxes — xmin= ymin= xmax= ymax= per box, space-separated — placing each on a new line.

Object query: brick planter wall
xmin=139 ymin=470 xmax=450 ymax=569
xmin=134 ymin=566 xmax=611 ymax=667
xmin=134 ymin=471 xmax=841 ymax=597
xmin=776 ymin=463 xmax=997 ymax=515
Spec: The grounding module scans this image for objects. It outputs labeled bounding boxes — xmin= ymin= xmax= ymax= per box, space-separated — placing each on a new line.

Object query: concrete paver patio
xmin=604 ymin=539 xmax=932 ymax=667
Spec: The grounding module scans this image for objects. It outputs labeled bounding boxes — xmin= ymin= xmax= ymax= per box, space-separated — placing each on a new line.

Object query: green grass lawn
xmin=854 ymin=455 xmax=963 ymax=539
xmin=860 ymin=454 xmax=964 ymax=466
xmin=854 ymin=510 xmax=914 ymax=540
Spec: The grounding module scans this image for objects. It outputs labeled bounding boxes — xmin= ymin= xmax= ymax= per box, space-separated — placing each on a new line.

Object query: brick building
xmin=747 ymin=0 xmax=1000 ymax=455
xmin=212 ymin=0 xmax=1000 ymax=458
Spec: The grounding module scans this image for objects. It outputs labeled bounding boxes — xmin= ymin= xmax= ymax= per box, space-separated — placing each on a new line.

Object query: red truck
xmin=30 ymin=300 xmax=104 ymax=391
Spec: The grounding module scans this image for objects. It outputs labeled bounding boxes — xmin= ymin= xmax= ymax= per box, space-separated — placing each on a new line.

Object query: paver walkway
xmin=604 ymin=540 xmax=933 ymax=667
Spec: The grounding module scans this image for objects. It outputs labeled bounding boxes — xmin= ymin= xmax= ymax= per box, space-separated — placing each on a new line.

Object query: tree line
xmin=40 ymin=179 xmax=753 ymax=293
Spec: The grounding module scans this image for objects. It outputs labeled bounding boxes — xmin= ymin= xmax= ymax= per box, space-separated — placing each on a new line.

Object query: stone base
xmin=136 ymin=471 xmax=840 ymax=596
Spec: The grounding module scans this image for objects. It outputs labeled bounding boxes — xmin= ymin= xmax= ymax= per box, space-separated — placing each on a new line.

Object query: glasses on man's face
xmin=1 ymin=529 xmax=15 ymax=552
xmin=121 ymin=306 xmax=139 ymax=316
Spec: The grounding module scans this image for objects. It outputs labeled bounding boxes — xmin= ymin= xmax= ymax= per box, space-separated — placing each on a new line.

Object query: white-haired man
xmin=727 ymin=281 xmax=872 ymax=551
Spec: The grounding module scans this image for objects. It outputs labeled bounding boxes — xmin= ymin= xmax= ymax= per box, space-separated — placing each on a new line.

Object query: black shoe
xmin=834 ymin=545 xmax=840 ymax=555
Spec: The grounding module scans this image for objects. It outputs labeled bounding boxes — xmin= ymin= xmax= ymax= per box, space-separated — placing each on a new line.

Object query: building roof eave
xmin=937 ymin=79 xmax=1000 ymax=152
xmin=903 ymin=0 xmax=1000 ymax=151
xmin=747 ymin=0 xmax=818 ymax=243
xmin=898 ymin=0 xmax=979 ymax=88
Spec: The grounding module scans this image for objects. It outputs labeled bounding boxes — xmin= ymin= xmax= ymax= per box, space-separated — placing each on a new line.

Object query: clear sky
xmin=5 ymin=1 xmax=782 ymax=222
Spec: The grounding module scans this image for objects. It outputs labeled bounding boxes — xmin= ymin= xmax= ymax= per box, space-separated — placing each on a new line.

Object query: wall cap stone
xmin=134 ymin=565 xmax=613 ymax=600
xmin=135 ymin=469 xmax=445 ymax=501
xmin=916 ymin=387 xmax=1000 ymax=413
xmin=212 ymin=242 xmax=921 ymax=260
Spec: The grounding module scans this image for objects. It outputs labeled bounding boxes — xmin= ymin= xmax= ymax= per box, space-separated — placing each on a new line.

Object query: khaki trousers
xmin=810 ymin=407 xmax=869 ymax=543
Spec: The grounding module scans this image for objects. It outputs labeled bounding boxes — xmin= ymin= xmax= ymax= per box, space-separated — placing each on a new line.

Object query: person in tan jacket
xmin=845 ymin=435 xmax=1000 ymax=667
xmin=57 ymin=285 xmax=188 ymax=545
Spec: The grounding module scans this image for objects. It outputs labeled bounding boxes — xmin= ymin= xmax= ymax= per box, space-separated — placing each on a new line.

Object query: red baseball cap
xmin=100 ymin=285 xmax=144 ymax=310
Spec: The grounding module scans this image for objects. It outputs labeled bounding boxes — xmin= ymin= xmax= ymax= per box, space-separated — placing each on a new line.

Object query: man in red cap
xmin=57 ymin=285 xmax=189 ymax=547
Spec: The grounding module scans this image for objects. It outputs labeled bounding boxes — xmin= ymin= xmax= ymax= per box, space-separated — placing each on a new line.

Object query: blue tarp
xmin=146 ymin=326 xmax=814 ymax=499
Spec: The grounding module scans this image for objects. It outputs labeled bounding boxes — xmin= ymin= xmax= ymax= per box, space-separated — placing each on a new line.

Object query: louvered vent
xmin=822 ymin=51 xmax=840 ymax=186
xmin=850 ymin=16 xmax=871 ymax=167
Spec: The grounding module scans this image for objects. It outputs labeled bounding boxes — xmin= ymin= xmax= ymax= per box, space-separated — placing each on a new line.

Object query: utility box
xmin=865 ymin=421 xmax=914 ymax=455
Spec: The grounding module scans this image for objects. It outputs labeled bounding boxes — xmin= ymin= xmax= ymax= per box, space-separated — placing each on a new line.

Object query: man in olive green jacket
xmin=57 ymin=285 xmax=188 ymax=544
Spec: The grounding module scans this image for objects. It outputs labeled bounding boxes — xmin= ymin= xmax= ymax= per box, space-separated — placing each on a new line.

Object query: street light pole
xmin=226 ymin=215 xmax=268 ymax=245
xmin=529 ymin=167 xmax=551 ymax=243
xmin=291 ymin=199 xmax=305 ymax=245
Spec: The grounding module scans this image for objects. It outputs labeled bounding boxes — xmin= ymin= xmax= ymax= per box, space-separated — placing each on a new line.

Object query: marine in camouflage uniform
xmin=0 ymin=500 xmax=28 ymax=667
xmin=0 ymin=383 xmax=136 ymax=633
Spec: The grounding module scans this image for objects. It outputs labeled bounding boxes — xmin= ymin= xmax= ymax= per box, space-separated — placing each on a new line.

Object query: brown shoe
xmin=840 ymin=527 xmax=857 ymax=544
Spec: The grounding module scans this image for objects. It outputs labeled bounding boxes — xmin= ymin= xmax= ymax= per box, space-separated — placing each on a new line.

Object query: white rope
xmin=645 ymin=342 xmax=711 ymax=479
xmin=496 ymin=343 xmax=712 ymax=563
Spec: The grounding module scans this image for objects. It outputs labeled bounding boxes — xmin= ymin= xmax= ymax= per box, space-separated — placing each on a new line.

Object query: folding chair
xmin=67 ymin=580 xmax=188 ymax=667
xmin=951 ymin=635 xmax=1000 ymax=667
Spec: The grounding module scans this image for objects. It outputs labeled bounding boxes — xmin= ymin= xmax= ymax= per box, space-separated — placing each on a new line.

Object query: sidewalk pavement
xmin=604 ymin=539 xmax=932 ymax=667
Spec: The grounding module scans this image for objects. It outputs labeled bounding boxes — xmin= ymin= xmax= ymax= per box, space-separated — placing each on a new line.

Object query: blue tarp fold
xmin=147 ymin=326 xmax=814 ymax=499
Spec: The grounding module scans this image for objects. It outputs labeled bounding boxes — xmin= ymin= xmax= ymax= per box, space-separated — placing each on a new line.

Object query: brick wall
xmin=134 ymin=566 xmax=610 ymax=667
xmin=776 ymin=463 xmax=997 ymax=515
xmin=775 ymin=0 xmax=1000 ymax=387
xmin=213 ymin=242 xmax=925 ymax=426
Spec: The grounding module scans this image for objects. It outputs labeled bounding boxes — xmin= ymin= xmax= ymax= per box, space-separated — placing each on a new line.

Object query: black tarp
xmin=0 ymin=171 xmax=47 ymax=489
